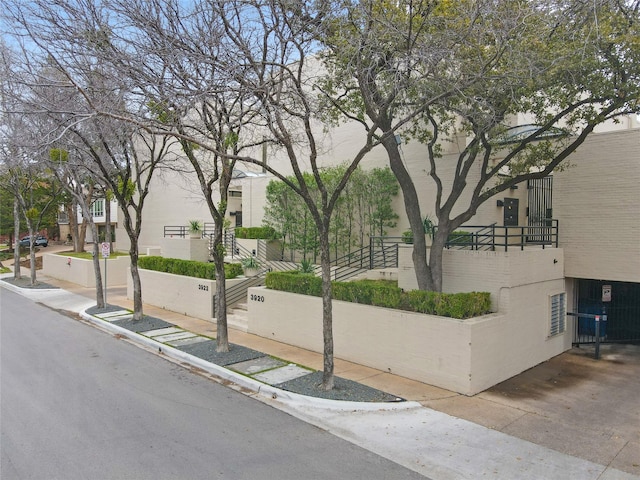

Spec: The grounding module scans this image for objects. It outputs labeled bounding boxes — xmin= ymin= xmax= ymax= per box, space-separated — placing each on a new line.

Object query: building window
xmin=549 ymin=292 xmax=566 ymax=337
xmin=90 ymin=199 xmax=104 ymax=218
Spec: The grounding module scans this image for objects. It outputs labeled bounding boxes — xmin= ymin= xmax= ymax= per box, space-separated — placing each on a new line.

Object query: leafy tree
xmin=264 ymin=166 xmax=399 ymax=261
xmin=0 ymin=187 xmax=15 ymax=245
xmin=322 ymin=0 xmax=640 ymax=291
xmin=366 ymin=167 xmax=399 ymax=238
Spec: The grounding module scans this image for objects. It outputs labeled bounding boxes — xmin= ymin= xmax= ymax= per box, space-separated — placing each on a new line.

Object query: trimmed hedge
xmin=407 ymin=290 xmax=490 ymax=318
xmin=138 ymin=256 xmax=243 ymax=280
xmin=448 ymin=230 xmax=473 ymax=245
xmin=234 ymin=226 xmax=278 ymax=239
xmin=265 ymin=271 xmax=491 ymax=319
xmin=265 ymin=270 xmax=322 ymax=296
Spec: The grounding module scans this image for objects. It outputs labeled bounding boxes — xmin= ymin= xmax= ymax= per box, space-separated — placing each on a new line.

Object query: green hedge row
xmin=138 ymin=256 xmax=243 ymax=279
xmin=265 ymin=271 xmax=491 ymax=319
xmin=265 ymin=271 xmax=323 ymax=296
xmin=234 ymin=226 xmax=278 ymax=239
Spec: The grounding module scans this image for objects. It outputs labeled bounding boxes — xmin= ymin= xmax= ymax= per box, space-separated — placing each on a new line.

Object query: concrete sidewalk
xmin=2 ymin=274 xmax=638 ymax=479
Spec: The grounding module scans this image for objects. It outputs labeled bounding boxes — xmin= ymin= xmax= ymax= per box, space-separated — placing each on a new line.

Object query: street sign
xmin=101 ymin=242 xmax=110 ymax=258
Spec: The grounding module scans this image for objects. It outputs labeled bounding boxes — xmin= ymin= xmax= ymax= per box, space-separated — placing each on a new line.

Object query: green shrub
xmin=401 ymin=230 xmax=413 ymax=244
xmin=408 ymin=290 xmax=490 ymax=318
xmin=297 ymin=258 xmax=315 ymax=273
xmin=333 ymin=280 xmax=402 ymax=309
xmin=447 ymin=230 xmax=473 ymax=245
xmin=225 ymin=262 xmax=244 ymax=278
xmin=234 ymin=226 xmax=278 ymax=239
xmin=138 ymin=256 xmax=242 ymax=280
xmin=265 ymin=274 xmax=491 ymax=319
xmin=265 ymin=271 xmax=322 ymax=296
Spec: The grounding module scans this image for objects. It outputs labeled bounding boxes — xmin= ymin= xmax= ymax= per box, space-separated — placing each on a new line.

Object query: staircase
xmin=215 ymin=234 xmax=402 ymax=318
xmin=227 ymin=302 xmax=249 ymax=332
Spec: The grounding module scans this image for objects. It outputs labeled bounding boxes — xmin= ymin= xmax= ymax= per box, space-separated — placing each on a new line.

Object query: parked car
xmin=19 ymin=235 xmax=48 ymax=248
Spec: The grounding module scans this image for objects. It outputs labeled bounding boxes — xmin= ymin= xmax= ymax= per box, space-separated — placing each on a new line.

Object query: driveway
xmin=422 ymin=343 xmax=640 ymax=475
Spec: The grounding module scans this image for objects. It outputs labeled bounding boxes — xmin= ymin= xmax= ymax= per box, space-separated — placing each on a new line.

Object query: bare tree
xmin=3 ymin=1 xmax=180 ymax=318
xmin=49 ymin=146 xmax=109 ymax=308
xmin=0 ymin=43 xmax=63 ymax=284
xmin=210 ymin=0 xmax=385 ymax=389
xmin=97 ymin=0 xmax=262 ymax=352
xmin=102 ymin=0 xmax=382 ymax=386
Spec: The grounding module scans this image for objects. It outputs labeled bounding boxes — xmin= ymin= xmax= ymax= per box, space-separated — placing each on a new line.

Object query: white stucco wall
xmin=127 ymin=269 xmax=245 ymax=321
xmin=159 ymin=238 xmax=209 ymax=262
xmin=43 ymin=253 xmax=130 ymax=288
xmin=247 ymin=268 xmax=571 ymax=395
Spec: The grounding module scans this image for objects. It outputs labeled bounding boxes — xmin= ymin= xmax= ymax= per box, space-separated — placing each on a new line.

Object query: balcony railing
xmin=441 ymin=220 xmax=559 ymax=251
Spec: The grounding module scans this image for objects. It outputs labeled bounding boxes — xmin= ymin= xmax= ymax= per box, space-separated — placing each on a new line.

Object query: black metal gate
xmin=574 ymin=279 xmax=640 ymax=345
xmin=527 ymin=176 xmax=553 ymax=243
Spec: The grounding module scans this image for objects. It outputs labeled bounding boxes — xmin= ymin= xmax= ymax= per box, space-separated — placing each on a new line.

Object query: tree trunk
xmin=13 ymin=198 xmax=21 ymax=279
xmin=68 ymin=200 xmax=81 ymax=252
xmin=28 ymin=236 xmax=37 ymax=286
xmin=79 ymin=219 xmax=89 ymax=249
xmin=213 ymin=220 xmax=229 ymax=353
xmin=129 ymin=242 xmax=144 ymax=321
xmin=319 ymin=225 xmax=334 ymax=391
xmin=381 ymin=136 xmax=435 ymax=291
xmin=105 ymin=196 xmax=112 ymax=252
xmin=429 ymin=227 xmax=450 ymax=293
xmin=89 ymin=222 xmax=105 ymax=309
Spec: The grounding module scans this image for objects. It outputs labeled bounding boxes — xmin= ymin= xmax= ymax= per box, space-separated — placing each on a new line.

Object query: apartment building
xmin=117 ymin=113 xmax=640 ymax=364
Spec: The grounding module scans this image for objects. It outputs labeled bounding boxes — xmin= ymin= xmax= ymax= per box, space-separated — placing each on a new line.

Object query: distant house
xmin=58 ymin=197 xmax=118 ymax=244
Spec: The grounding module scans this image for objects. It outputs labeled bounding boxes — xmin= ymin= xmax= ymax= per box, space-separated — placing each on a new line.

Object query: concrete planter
xmin=43 ymin=253 xmax=130 ymax=288
xmin=247 ymin=247 xmax=572 ymax=395
xmin=159 ymin=237 xmax=209 ymax=262
xmin=128 ymin=268 xmax=244 ymax=321
xmin=243 ymin=268 xmax=259 ymax=278
xmin=236 ymin=238 xmax=283 ymax=261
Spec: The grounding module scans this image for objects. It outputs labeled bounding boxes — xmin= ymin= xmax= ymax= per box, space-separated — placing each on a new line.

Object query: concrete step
xmin=227 ymin=308 xmax=248 ymax=332
xmin=232 ymin=302 xmax=249 ymax=312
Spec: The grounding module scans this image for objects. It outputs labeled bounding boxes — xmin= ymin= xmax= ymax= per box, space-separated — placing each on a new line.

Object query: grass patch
xmin=0 ymin=266 xmax=10 ymax=274
xmin=57 ymin=251 xmax=130 ymax=260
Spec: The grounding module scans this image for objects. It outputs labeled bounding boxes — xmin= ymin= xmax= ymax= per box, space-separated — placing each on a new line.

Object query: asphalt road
xmin=0 ymin=288 xmax=426 ymax=480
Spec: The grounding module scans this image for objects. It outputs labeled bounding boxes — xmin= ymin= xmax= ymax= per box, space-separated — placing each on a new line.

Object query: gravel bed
xmin=275 ymin=371 xmax=404 ymax=403
xmin=112 ymin=316 xmax=174 ymax=332
xmin=83 ymin=305 xmax=403 ymax=403
xmin=177 ymin=340 xmax=266 ymax=366
xmin=1 ymin=277 xmax=59 ymax=289
xmin=86 ymin=304 xmax=129 ymax=315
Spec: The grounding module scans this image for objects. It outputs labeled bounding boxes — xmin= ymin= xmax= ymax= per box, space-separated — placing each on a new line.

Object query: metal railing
xmin=570 ymin=311 xmax=607 ymax=359
xmin=222 ymin=229 xmax=255 ymax=259
xmin=440 ymin=220 xmax=559 ymax=251
xmin=163 ymin=225 xmax=189 ymax=238
xmin=331 ymin=238 xmax=399 ymax=270
xmin=213 ymin=267 xmax=270 ymax=316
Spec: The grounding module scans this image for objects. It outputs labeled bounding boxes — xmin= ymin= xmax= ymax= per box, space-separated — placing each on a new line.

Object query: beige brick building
xmin=115 ymin=113 xmax=639 ymax=392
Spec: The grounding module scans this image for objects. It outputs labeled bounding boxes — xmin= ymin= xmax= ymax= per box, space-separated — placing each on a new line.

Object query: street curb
xmin=79 ymin=309 xmax=423 ymax=413
xmin=0 ymin=276 xmax=60 ymax=293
